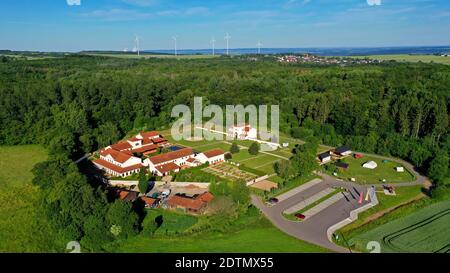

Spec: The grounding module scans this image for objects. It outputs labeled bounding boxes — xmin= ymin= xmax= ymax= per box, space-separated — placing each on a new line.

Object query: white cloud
xmin=367 ymin=0 xmax=382 ymax=6
xmin=66 ymin=0 xmax=81 ymax=6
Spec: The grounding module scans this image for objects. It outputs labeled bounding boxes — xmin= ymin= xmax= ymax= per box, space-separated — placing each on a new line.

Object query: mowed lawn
xmin=330 ymin=156 xmax=415 ymax=184
xmin=113 ymin=218 xmax=328 ymax=253
xmin=338 ymin=185 xmax=424 ymax=237
xmin=163 ymin=129 xmax=281 ymax=176
xmin=0 ymin=145 xmax=48 ymax=252
xmin=349 ymin=200 xmax=450 ymax=253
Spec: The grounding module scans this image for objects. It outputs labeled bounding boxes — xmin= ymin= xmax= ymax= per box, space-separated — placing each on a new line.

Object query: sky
xmin=1 ymin=0 xmax=450 ymax=51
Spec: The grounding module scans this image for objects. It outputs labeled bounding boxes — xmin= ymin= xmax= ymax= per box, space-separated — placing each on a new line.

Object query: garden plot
xmin=203 ymin=163 xmax=257 ymax=182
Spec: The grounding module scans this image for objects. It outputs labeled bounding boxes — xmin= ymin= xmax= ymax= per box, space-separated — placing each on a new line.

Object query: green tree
xmin=274 ymin=160 xmax=290 ymax=179
xmin=224 ymin=152 xmax=232 ymax=160
xmin=248 ymin=142 xmax=260 ymax=155
xmin=230 ymin=142 xmax=240 ymax=154
xmin=106 ymin=200 xmax=139 ymax=238
xmin=428 ymin=153 xmax=449 ymax=184
xmin=138 ymin=167 xmax=149 ymax=194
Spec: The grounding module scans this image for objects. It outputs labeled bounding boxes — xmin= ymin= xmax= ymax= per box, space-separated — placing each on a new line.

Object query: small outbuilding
xmin=334 ymin=146 xmax=352 ymax=157
xmin=335 ymin=162 xmax=349 ymax=170
xmin=318 ymin=152 xmax=332 ymax=163
xmin=395 ymin=166 xmax=405 ymax=173
xmin=363 ymin=161 xmax=378 ymax=169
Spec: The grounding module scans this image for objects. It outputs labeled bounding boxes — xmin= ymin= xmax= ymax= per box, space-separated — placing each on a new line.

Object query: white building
xmin=196 ymin=149 xmax=225 ymax=165
xmin=93 ymin=130 xmax=169 ymax=177
xmin=228 ymin=124 xmax=257 ymax=140
xmin=318 ymin=152 xmax=332 ymax=163
xmin=94 ymin=149 xmax=143 ymax=177
xmin=146 ymin=148 xmax=195 ymax=176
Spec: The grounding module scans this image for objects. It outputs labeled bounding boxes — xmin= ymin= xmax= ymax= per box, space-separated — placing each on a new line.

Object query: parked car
xmin=295 ymin=213 xmax=306 ymax=220
xmin=161 ymin=189 xmax=171 ymax=198
xmin=268 ymin=198 xmax=279 ymax=204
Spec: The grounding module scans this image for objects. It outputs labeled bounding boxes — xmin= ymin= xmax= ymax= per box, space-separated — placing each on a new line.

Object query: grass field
xmin=268 ymin=174 xmax=319 ymax=198
xmin=0 ymin=145 xmax=48 ymax=252
xmin=351 ymin=54 xmax=450 ymax=65
xmin=349 ymin=200 xmax=450 ymax=253
xmin=325 ymin=155 xmax=415 ymax=184
xmin=163 ymin=129 xmax=281 ymax=176
xmin=110 ymin=208 xmax=328 ymax=253
xmin=337 ymin=185 xmax=423 ymax=236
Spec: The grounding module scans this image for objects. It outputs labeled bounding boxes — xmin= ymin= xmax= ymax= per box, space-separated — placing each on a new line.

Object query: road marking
xmin=303 ymin=193 xmax=345 ymax=218
xmin=275 ymin=178 xmax=323 ymax=202
xmin=284 ymin=188 xmax=335 ymax=214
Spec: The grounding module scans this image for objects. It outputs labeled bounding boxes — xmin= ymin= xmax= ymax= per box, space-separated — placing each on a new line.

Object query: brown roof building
xmin=166 ymin=192 xmax=214 ymax=214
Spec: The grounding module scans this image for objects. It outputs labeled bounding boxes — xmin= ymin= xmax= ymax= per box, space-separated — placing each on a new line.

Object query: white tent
xmin=363 ymin=161 xmax=378 ymax=169
xmin=395 ymin=167 xmax=405 ymax=172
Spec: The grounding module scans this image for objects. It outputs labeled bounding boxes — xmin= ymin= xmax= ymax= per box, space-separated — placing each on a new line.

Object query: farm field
xmin=349 ymin=200 xmax=450 ymax=253
xmin=0 ymin=145 xmax=49 ymax=252
xmin=350 ymin=54 xmax=450 ymax=65
xmin=325 ymin=155 xmax=415 ymax=184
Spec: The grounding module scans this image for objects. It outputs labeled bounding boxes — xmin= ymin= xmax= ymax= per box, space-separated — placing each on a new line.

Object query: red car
xmin=295 ymin=213 xmax=306 ymax=220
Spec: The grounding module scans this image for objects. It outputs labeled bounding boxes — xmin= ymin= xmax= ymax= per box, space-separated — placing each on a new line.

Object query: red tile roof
xmin=140 ymin=131 xmax=160 ymax=139
xmin=93 ymin=158 xmax=143 ymax=174
xmin=131 ymin=144 xmax=159 ymax=154
xmin=203 ymin=149 xmax=225 ymax=158
xmin=118 ymin=191 xmax=129 ymax=200
xmin=128 ymin=137 xmax=141 ymax=142
xmin=100 ymin=149 xmax=134 ymax=163
xmin=142 ymin=138 xmax=154 ymax=145
xmin=167 ymin=195 xmax=205 ymax=211
xmin=152 ymin=137 xmax=167 ymax=144
xmin=149 ymin=148 xmax=194 ymax=165
xmin=109 ymin=141 xmax=132 ymax=151
xmin=155 ymin=162 xmax=180 ymax=174
xmin=167 ymin=192 xmax=214 ymax=211
xmin=140 ymin=197 xmax=158 ymax=207
xmin=198 ymin=192 xmax=214 ymax=202
xmin=186 ymin=158 xmax=196 ymax=163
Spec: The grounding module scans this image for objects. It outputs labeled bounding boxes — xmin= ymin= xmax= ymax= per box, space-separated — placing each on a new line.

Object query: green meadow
xmin=0 ymin=145 xmax=48 ymax=252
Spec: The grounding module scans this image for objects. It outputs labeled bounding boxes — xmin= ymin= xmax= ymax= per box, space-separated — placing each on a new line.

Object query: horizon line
xmin=2 ymin=44 xmax=450 ymax=54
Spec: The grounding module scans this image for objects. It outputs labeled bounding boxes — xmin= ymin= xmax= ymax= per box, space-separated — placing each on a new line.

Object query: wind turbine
xmin=134 ymin=35 xmax=140 ymax=56
xmin=210 ymin=37 xmax=216 ymax=56
xmin=172 ymin=36 xmax=178 ymax=56
xmin=257 ymin=41 xmax=263 ymax=54
xmin=224 ymin=32 xmax=231 ymax=56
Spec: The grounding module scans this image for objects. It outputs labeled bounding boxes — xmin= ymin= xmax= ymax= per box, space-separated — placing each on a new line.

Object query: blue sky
xmin=1 ymin=0 xmax=450 ymax=51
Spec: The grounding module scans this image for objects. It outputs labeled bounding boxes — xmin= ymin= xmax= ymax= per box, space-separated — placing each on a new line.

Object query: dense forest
xmin=0 ymin=55 xmax=448 ymax=250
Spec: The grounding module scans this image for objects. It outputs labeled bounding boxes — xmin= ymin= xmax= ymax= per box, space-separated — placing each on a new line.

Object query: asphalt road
xmin=252 ymin=178 xmax=369 ymax=253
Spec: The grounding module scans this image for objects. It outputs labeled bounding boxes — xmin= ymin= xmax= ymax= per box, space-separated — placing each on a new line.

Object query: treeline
xmin=0 ymin=55 xmax=449 ymax=250
xmin=1 ymin=56 xmax=448 ymax=182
